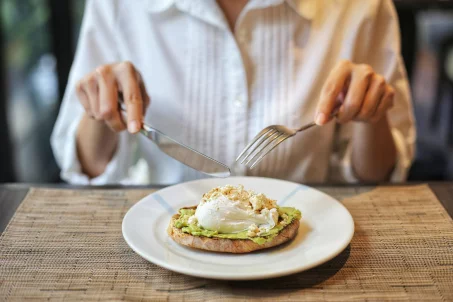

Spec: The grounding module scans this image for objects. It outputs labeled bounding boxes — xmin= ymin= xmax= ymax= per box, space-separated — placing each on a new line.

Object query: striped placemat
xmin=0 ymin=185 xmax=452 ymax=301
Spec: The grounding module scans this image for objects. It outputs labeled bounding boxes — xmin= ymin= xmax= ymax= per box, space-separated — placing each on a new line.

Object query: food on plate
xmin=167 ymin=185 xmax=301 ymax=253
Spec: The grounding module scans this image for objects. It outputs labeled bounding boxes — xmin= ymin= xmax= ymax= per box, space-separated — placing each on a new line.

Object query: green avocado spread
xmin=174 ymin=207 xmax=301 ymax=245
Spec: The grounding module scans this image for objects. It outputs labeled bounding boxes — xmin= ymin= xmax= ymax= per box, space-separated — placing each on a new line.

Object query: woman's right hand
xmin=76 ymin=61 xmax=150 ymax=134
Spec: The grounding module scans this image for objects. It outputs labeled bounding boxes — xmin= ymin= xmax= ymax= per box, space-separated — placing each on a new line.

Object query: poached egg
xmin=192 ymin=185 xmax=279 ymax=235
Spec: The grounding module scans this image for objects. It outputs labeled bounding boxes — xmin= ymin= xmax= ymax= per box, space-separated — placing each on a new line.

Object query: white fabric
xmin=51 ymin=0 xmax=416 ymax=185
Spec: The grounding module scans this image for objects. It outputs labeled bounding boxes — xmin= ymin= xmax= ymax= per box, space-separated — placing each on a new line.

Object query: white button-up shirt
xmin=51 ymin=0 xmax=416 ymax=185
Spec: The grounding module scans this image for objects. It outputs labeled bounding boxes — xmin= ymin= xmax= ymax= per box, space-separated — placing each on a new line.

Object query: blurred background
xmin=0 ymin=0 xmax=453 ymax=183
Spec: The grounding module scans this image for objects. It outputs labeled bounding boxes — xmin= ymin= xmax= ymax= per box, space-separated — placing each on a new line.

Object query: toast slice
xmin=167 ymin=206 xmax=300 ymax=253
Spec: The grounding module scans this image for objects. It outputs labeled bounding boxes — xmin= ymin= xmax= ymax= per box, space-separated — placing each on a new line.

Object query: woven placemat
xmin=0 ymin=185 xmax=452 ymax=301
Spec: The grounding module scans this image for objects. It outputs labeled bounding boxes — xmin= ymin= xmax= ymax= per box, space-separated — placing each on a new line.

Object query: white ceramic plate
xmin=122 ymin=177 xmax=354 ymax=280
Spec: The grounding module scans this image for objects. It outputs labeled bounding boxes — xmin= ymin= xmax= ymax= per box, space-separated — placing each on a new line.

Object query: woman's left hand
xmin=314 ymin=60 xmax=395 ymax=125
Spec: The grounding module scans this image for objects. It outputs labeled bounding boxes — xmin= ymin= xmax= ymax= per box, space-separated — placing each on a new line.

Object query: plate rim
xmin=122 ymin=176 xmax=355 ymax=280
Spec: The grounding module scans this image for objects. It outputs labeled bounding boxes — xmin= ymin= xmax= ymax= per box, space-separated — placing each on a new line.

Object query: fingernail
xmin=315 ymin=113 xmax=327 ymax=125
xmin=128 ymin=121 xmax=140 ymax=133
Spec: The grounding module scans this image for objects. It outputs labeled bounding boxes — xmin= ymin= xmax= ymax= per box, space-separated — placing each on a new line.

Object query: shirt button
xmin=235 ymin=95 xmax=245 ymax=107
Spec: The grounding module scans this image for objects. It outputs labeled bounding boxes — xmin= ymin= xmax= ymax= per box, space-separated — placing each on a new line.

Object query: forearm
xmin=351 ymin=115 xmax=397 ymax=183
xmin=76 ymin=113 xmax=119 ymax=178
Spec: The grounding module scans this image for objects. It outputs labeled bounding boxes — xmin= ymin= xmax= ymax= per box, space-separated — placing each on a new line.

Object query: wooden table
xmin=3 ymin=183 xmax=453 ymax=232
xmin=1 ymin=183 xmax=452 ymax=301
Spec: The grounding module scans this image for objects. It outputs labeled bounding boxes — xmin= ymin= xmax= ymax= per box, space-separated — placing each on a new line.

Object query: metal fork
xmin=236 ymin=112 xmax=338 ymax=169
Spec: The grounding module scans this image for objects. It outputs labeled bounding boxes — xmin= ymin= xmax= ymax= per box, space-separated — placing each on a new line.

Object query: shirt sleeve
xmin=329 ymin=0 xmax=416 ymax=183
xmin=50 ymin=0 xmax=139 ymax=185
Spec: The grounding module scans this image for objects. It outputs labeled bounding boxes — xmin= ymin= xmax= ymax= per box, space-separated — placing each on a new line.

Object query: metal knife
xmin=120 ymin=106 xmax=231 ymax=178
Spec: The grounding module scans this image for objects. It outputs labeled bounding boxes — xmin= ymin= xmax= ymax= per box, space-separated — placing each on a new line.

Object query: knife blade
xmin=119 ymin=101 xmax=231 ymax=178
xmin=140 ymin=123 xmax=231 ymax=178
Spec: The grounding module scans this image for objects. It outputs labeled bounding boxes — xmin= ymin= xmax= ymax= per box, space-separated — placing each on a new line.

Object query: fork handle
xmin=296 ymin=109 xmax=340 ymax=133
xmin=296 ymin=121 xmax=317 ymax=133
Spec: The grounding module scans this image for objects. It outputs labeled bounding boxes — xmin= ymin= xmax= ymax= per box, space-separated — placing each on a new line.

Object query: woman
xmin=51 ymin=0 xmax=415 ymax=185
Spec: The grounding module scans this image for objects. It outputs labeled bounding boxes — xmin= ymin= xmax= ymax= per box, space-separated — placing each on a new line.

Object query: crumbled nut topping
xmin=201 ymin=185 xmax=277 ymax=212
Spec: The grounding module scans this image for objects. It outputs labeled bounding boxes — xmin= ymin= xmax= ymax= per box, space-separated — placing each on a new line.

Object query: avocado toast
xmin=168 ymin=189 xmax=302 ymax=253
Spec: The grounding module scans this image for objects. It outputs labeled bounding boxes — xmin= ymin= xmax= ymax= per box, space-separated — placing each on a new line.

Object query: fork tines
xmin=236 ymin=128 xmax=290 ymax=169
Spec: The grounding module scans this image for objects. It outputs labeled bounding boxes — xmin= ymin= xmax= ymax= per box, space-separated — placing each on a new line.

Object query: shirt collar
xmin=145 ymin=0 xmax=320 ymax=21
xmin=145 ymin=0 xmax=228 ymax=29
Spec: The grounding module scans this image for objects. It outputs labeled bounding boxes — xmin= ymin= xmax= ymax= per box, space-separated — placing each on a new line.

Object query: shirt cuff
xmin=339 ymin=128 xmax=411 ymax=183
xmin=59 ymin=117 xmax=140 ymax=185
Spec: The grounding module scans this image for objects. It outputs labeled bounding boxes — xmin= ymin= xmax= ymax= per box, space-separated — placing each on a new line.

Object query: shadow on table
xmin=226 ymin=244 xmax=351 ymax=292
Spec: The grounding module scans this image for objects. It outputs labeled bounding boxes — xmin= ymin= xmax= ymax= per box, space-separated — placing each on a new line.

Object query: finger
xmin=83 ymin=73 xmax=100 ymax=119
xmin=76 ymin=80 xmax=92 ymax=116
xmin=96 ymin=66 xmax=126 ymax=132
xmin=115 ymin=62 xmax=143 ymax=133
xmin=355 ymin=74 xmax=386 ymax=121
xmin=370 ymin=87 xmax=395 ymax=123
xmin=315 ymin=60 xmax=352 ymax=125
xmin=337 ymin=64 xmax=373 ymax=123
xmin=104 ymin=113 xmax=126 ymax=132
xmin=136 ymin=71 xmax=151 ymax=110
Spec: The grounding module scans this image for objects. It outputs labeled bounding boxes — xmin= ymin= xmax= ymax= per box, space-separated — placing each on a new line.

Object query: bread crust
xmin=167 ymin=206 xmax=300 ymax=253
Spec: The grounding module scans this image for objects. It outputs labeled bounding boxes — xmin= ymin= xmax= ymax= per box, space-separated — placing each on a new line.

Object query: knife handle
xmin=118 ymin=99 xmax=156 ymax=140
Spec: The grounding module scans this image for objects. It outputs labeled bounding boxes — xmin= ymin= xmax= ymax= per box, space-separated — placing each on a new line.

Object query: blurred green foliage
xmin=1 ymin=0 xmax=50 ymax=73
